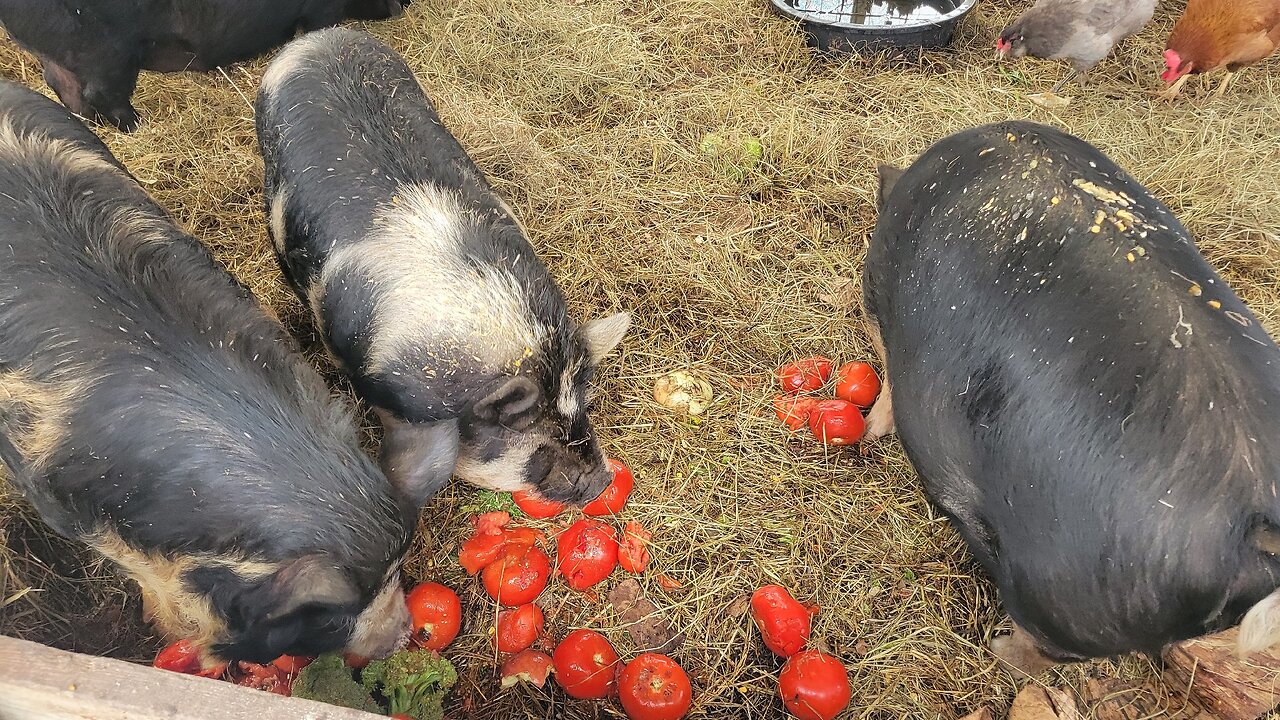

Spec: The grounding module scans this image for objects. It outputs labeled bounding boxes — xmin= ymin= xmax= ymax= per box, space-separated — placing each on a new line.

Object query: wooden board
xmin=1163 ymin=627 xmax=1280 ymax=720
xmin=0 ymin=634 xmax=385 ymax=720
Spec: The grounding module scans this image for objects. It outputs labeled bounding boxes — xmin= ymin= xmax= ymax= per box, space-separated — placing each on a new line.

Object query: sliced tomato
xmin=500 ymin=649 xmax=555 ymax=689
xmin=459 ymin=531 xmax=508 ymax=575
xmin=472 ymin=511 xmax=512 ymax=535
xmin=234 ymin=660 xmax=291 ymax=696
xmin=618 ymin=521 xmax=652 ymax=574
xmin=773 ymin=394 xmax=819 ymax=432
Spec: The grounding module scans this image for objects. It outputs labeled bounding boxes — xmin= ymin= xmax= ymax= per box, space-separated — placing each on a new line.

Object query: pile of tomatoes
xmin=772 ymin=357 xmax=880 ymax=446
xmin=453 ymin=458 xmax=693 ymax=720
xmin=152 ymin=637 xmax=316 ymax=697
xmin=750 ymin=585 xmax=851 ymax=720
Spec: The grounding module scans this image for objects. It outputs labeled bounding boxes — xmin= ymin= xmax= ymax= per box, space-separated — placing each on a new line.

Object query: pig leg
xmin=378 ymin=411 xmax=459 ymax=508
xmin=345 ymin=0 xmax=409 ymax=20
xmin=990 ymin=623 xmax=1063 ymax=678
xmin=860 ymin=313 xmax=895 ymax=447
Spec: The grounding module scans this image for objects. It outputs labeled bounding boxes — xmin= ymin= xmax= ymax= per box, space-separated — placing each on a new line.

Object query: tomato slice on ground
xmin=618 ymin=521 xmax=652 ymax=574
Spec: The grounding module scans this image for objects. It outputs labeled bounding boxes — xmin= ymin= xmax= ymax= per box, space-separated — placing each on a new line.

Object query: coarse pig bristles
xmin=2 ymin=0 xmax=1279 ymax=717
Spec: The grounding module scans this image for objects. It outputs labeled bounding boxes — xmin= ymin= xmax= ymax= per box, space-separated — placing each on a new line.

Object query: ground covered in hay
xmin=1 ymin=0 xmax=1279 ymax=718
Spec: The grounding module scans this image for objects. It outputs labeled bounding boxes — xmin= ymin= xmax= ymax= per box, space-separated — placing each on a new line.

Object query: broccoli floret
xmin=291 ymin=653 xmax=384 ymax=714
xmin=362 ymin=648 xmax=458 ymax=720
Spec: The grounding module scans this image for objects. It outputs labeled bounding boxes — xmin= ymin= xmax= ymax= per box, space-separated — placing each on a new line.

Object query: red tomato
xmin=618 ymin=521 xmax=652 ymax=574
xmin=834 ymin=362 xmax=881 ymax=408
xmin=390 ymin=715 xmax=414 ymax=720
xmin=482 ymin=543 xmax=551 ymax=606
xmin=496 ymin=603 xmax=545 ymax=653
xmin=552 ymin=629 xmax=619 ymax=699
xmin=234 ymin=660 xmax=291 ymax=696
xmin=750 ymin=585 xmax=812 ymax=658
xmin=342 ymin=651 xmax=370 ymax=669
xmin=778 ymin=650 xmax=851 ymax=720
xmin=807 ymin=399 xmax=865 ymax=446
xmin=773 ymin=394 xmax=819 ymax=432
xmin=512 ymin=490 xmax=567 ymax=519
xmin=270 ymin=655 xmax=314 ymax=675
xmin=617 ymin=653 xmax=693 ymax=720
xmin=406 ymin=582 xmax=462 ymax=651
xmin=556 ymin=519 xmax=619 ymax=591
xmin=776 ymin=357 xmax=833 ymax=394
xmin=583 ymin=459 xmax=634 ymax=516
xmin=503 ymin=527 xmax=547 ymax=548
xmin=459 ymin=531 xmax=508 ymax=575
xmin=500 ymin=649 xmax=555 ymax=689
xmin=153 ymin=639 xmax=226 ymax=679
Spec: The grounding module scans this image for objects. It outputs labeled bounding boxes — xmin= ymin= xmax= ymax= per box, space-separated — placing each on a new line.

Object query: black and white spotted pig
xmin=0 ymin=0 xmax=410 ymax=132
xmin=255 ymin=28 xmax=630 ymax=507
xmin=864 ymin=120 xmax=1280 ymax=675
xmin=0 ymin=79 xmax=421 ymax=668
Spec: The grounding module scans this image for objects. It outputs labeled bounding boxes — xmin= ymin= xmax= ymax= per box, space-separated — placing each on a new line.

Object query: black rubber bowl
xmin=769 ymin=0 xmax=978 ymax=53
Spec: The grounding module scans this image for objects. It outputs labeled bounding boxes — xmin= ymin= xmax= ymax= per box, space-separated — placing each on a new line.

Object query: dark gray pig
xmin=864 ymin=120 xmax=1280 ymax=675
xmin=0 ymin=0 xmax=409 ymax=131
xmin=256 ymin=28 xmax=629 ymax=507
xmin=0 ymin=79 xmax=420 ymax=668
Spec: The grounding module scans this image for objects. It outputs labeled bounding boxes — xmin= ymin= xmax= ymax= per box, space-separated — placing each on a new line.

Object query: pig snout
xmin=346 ymin=575 xmax=412 ymax=660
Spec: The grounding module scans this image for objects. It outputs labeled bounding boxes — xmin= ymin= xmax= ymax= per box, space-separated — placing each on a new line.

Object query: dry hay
xmin=0 ymin=0 xmax=1278 ymax=718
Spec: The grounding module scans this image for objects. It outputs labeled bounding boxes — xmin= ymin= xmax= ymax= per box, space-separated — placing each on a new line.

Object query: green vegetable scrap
xmin=291 ymin=654 xmax=383 ymax=714
xmin=460 ymin=489 xmax=521 ymax=517
xmin=363 ymin=649 xmax=458 ymax=720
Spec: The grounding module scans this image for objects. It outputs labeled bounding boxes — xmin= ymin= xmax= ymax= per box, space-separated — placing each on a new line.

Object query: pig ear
xmin=577 ymin=312 xmax=630 ymax=364
xmin=473 ymin=376 xmax=543 ymax=430
xmin=266 ymin=555 xmax=360 ymax=621
xmin=876 ymin=164 xmax=906 ymax=211
xmin=379 ymin=416 xmax=460 ymax=507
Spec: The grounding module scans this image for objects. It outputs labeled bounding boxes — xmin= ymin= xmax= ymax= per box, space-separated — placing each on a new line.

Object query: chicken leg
xmin=1049 ymin=67 xmax=1081 ymax=94
xmin=1212 ymin=69 xmax=1237 ymax=98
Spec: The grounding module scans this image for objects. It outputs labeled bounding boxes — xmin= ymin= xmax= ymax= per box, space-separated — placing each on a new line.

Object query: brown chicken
xmin=1161 ymin=0 xmax=1280 ymax=99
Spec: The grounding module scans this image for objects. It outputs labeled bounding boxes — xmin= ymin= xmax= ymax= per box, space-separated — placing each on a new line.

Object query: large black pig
xmin=0 ymin=0 xmax=409 ymax=132
xmin=864 ymin=120 xmax=1280 ymax=675
xmin=0 ymin=79 xmax=422 ymax=668
xmin=255 ymin=28 xmax=629 ymax=507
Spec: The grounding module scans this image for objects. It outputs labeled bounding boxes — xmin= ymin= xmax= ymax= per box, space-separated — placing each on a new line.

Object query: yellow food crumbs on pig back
xmin=1029 ymin=159 xmax=1039 ymax=169
xmin=1072 ymin=178 xmax=1132 ymax=207
xmin=1007 ymin=133 xmax=1018 ymax=142
xmin=1208 ymin=300 xmax=1222 ymax=309
xmin=1189 ymin=284 xmax=1202 ymax=297
xmin=1126 ymin=252 xmax=1135 ymax=263
xmin=979 ymin=147 xmax=995 ymax=157
xmin=1051 ymin=196 xmax=1060 ymax=205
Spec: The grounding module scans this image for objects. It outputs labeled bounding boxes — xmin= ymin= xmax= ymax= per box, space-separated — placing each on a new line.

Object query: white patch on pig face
xmin=268 ymin=185 xmax=290 ymax=254
xmin=452 ymin=430 xmax=540 ymax=492
xmin=557 ymin=361 xmax=583 ymax=418
xmin=347 ymin=568 xmax=410 ymax=660
xmin=321 ymin=182 xmax=547 ymax=376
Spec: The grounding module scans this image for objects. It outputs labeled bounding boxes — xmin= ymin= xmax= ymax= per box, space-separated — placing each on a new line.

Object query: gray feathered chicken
xmin=996 ymin=0 xmax=1157 ymax=93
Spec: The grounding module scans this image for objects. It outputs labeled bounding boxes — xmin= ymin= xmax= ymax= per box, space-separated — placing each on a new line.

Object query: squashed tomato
xmin=750 ymin=585 xmax=811 ymax=658
xmin=778 ymin=650 xmax=851 ymax=720
xmin=500 ymin=649 xmax=554 ymax=688
xmin=234 ymin=660 xmax=291 ymax=696
xmin=618 ymin=521 xmax=652 ymax=574
xmin=584 ymin=459 xmax=634 ymax=516
xmin=776 ymin=357 xmax=833 ymax=394
xmin=496 ymin=603 xmax=545 ymax=653
xmin=556 ymin=519 xmax=619 ymax=591
xmin=773 ymin=394 xmax=820 ymax=432
xmin=512 ymin=490 xmax=567 ymax=519
xmin=834 ymin=362 xmax=880 ymax=408
xmin=153 ymin=639 xmax=227 ymax=679
xmin=807 ymin=399 xmax=865 ymax=446
xmin=459 ymin=515 xmax=546 ymax=575
xmin=482 ymin=543 xmax=551 ymax=606
xmin=552 ymin=629 xmax=618 ymax=699
xmin=617 ymin=653 xmax=693 ymax=720
xmin=343 ymin=651 xmax=370 ymax=669
xmin=406 ymin=582 xmax=462 ymax=651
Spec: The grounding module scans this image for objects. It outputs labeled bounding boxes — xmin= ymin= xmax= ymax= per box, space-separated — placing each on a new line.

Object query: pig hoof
xmin=990 ymin=633 xmax=1059 ymax=679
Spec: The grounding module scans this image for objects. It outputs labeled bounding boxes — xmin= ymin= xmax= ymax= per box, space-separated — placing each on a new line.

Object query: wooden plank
xmin=0 ymin=634 xmax=385 ymax=720
xmin=1162 ymin=627 xmax=1280 ymax=720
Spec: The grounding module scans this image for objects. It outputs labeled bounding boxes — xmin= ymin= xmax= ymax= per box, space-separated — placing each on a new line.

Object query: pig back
xmin=868 ymin=121 xmax=1280 ymax=655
